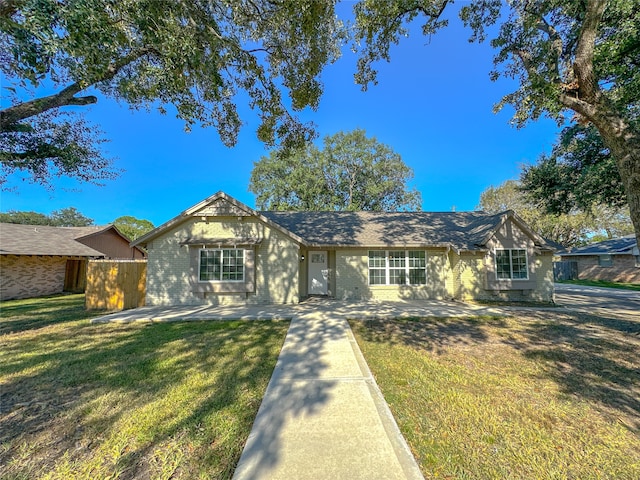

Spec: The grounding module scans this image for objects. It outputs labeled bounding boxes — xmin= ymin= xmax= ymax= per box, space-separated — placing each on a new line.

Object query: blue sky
xmin=1 ymin=10 xmax=561 ymax=227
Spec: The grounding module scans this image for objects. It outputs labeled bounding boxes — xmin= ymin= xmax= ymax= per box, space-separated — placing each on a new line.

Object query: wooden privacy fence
xmin=553 ymin=261 xmax=578 ymax=281
xmin=86 ymin=259 xmax=147 ymax=311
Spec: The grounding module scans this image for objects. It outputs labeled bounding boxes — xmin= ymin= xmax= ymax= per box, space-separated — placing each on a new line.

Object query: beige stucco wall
xmin=145 ymin=216 xmax=300 ymax=306
xmin=0 ymin=255 xmax=67 ymax=300
xmin=334 ymin=248 xmax=452 ymax=301
xmin=450 ymin=217 xmax=554 ymax=303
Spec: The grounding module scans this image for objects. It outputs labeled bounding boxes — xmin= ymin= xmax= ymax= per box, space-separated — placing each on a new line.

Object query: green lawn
xmin=557 ymin=279 xmax=640 ymax=291
xmin=351 ymin=312 xmax=640 ymax=479
xmin=0 ymin=294 xmax=289 ymax=480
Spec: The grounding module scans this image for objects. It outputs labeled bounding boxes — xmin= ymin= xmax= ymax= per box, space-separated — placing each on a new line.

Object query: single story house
xmin=132 ymin=192 xmax=555 ymax=305
xmin=0 ymin=223 xmax=146 ymax=300
xmin=558 ymin=235 xmax=640 ymax=283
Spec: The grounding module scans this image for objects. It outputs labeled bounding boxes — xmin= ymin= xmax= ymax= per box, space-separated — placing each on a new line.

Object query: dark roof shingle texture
xmin=561 ymin=235 xmax=637 ymax=256
xmin=260 ymin=211 xmax=507 ymax=250
xmin=0 ymin=223 xmax=108 ymax=256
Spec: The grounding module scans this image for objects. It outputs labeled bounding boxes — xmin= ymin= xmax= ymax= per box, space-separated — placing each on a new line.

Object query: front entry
xmin=308 ymin=251 xmax=328 ymax=295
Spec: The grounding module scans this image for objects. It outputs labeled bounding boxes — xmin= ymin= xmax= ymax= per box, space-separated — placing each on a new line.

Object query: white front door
xmin=308 ymin=251 xmax=328 ymax=295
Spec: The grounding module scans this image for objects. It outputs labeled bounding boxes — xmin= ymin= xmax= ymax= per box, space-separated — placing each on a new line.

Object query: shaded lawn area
xmin=350 ymin=312 xmax=640 ymax=479
xmin=557 ymin=279 xmax=640 ymax=291
xmin=0 ymin=294 xmax=289 ymax=480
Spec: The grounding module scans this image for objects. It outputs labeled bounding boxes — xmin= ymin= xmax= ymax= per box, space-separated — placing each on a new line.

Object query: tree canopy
xmin=520 ymin=124 xmax=628 ymax=214
xmin=0 ymin=206 xmax=93 ymax=226
xmin=113 ymin=216 xmax=154 ymax=241
xmin=353 ymin=0 xmax=640 ymax=247
xmin=478 ymin=180 xmax=634 ymax=247
xmin=0 ymin=0 xmax=344 ymax=187
xmin=249 ymin=129 xmax=422 ymax=211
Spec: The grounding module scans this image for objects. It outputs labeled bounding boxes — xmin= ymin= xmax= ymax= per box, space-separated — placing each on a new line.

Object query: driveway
xmin=554 ymin=283 xmax=640 ymax=319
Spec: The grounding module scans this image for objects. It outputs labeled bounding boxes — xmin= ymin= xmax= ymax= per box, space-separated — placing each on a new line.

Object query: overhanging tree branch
xmin=0 ymin=47 xmax=156 ymax=132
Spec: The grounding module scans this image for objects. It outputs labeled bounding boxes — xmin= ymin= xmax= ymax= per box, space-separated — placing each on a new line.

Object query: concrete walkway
xmin=232 ymin=313 xmax=424 ymax=480
xmin=91 ymin=299 xmax=513 ymax=480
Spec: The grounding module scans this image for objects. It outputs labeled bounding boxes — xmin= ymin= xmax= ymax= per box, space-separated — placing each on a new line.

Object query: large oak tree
xmin=0 ymin=0 xmax=343 ymax=187
xmin=249 ymin=129 xmax=422 ymax=211
xmin=353 ymin=0 xmax=640 ymax=247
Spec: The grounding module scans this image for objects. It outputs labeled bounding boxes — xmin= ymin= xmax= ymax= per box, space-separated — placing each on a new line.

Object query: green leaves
xmin=1 ymin=0 xmax=346 ymax=186
xmin=249 ymin=129 xmax=422 ymax=212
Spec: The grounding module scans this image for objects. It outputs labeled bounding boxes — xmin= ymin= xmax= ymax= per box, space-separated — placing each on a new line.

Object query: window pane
xmin=407 ymin=251 xmax=426 ymax=284
xmin=368 ymin=251 xmax=386 ymax=268
xmin=389 ymin=268 xmax=406 ymax=285
xmin=511 ymin=249 xmax=527 ymax=279
xmin=496 ymin=250 xmax=511 ymax=279
xmin=409 ymin=268 xmax=426 ymax=285
xmin=200 ymin=250 xmax=221 ymax=281
xmin=388 ymin=251 xmax=405 ymax=268
xmin=408 ymin=251 xmax=426 ymax=268
xmin=200 ymin=249 xmax=244 ymax=281
xmin=369 ymin=269 xmax=386 ymax=285
xmin=369 ymin=251 xmax=386 ymax=285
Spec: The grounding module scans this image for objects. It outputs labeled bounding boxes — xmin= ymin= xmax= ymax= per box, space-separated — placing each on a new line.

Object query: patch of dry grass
xmin=351 ymin=311 xmax=640 ymax=479
xmin=0 ymin=294 xmax=289 ymax=480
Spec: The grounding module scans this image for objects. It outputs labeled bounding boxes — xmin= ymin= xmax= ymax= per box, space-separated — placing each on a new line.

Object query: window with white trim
xmin=495 ymin=249 xmax=528 ymax=279
xmin=199 ymin=249 xmax=244 ymax=282
xmin=368 ymin=250 xmax=427 ymax=285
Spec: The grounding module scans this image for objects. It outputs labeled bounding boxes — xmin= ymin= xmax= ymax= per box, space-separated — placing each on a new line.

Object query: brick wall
xmin=573 ymin=255 xmax=640 ymax=283
xmin=0 ymin=255 xmax=67 ymax=300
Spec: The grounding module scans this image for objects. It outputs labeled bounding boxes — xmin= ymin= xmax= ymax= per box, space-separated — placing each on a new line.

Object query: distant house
xmin=0 ymin=223 xmax=146 ymax=300
xmin=558 ymin=235 xmax=640 ymax=283
xmin=132 ymin=191 xmax=555 ymax=306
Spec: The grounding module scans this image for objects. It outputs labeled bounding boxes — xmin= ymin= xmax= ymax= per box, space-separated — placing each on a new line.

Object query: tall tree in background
xmin=249 ymin=129 xmax=422 ymax=211
xmin=478 ymin=180 xmax=634 ymax=247
xmin=0 ymin=207 xmax=93 ymax=226
xmin=0 ymin=0 xmax=344 ymax=187
xmin=113 ymin=216 xmax=154 ymax=241
xmin=353 ymin=0 xmax=640 ymax=248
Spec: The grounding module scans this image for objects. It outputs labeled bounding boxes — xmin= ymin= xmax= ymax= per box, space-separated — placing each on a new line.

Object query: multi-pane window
xmin=368 ymin=251 xmax=427 ymax=285
xmin=408 ymin=251 xmax=427 ymax=284
xmin=199 ymin=249 xmax=244 ymax=282
xmin=368 ymin=251 xmax=386 ymax=285
xmin=495 ymin=249 xmax=528 ymax=279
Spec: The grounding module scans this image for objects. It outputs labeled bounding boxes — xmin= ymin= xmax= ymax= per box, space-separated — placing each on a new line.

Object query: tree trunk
xmin=590 ymin=113 xmax=640 ymax=250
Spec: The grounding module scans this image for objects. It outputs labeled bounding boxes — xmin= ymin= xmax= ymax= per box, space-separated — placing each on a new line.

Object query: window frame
xmin=368 ymin=250 xmax=427 ymax=286
xmin=494 ymin=248 xmax=529 ymax=280
xmin=598 ymin=254 xmax=613 ymax=267
xmin=198 ymin=248 xmax=245 ymax=283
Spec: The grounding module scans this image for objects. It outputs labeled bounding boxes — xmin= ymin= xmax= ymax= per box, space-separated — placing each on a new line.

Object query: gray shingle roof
xmin=561 ymin=235 xmax=638 ymax=256
xmin=260 ymin=210 xmax=509 ymax=250
xmin=0 ymin=223 xmax=108 ymax=256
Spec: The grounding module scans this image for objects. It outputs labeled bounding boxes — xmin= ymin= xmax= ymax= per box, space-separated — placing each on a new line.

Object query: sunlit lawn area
xmin=351 ymin=312 xmax=640 ymax=479
xmin=0 ymin=294 xmax=289 ymax=480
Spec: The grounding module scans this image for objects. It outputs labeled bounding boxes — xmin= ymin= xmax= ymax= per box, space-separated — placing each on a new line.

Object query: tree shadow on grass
xmin=0 ymin=316 xmax=292 ymax=479
xmin=352 ymin=315 xmax=508 ymax=355
xmin=352 ymin=311 xmax=640 ymax=434
xmin=0 ymin=294 xmax=104 ymax=335
xmin=503 ymin=312 xmax=640 ymax=433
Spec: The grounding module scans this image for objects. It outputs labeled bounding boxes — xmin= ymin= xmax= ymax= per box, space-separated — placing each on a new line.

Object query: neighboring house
xmin=558 ymin=235 xmax=640 ymax=283
xmin=132 ymin=192 xmax=555 ymax=306
xmin=0 ymin=223 xmax=146 ymax=300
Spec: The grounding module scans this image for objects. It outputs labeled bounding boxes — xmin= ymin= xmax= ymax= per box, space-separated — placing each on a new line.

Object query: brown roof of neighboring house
xmin=0 ymin=223 xmax=111 ymax=256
